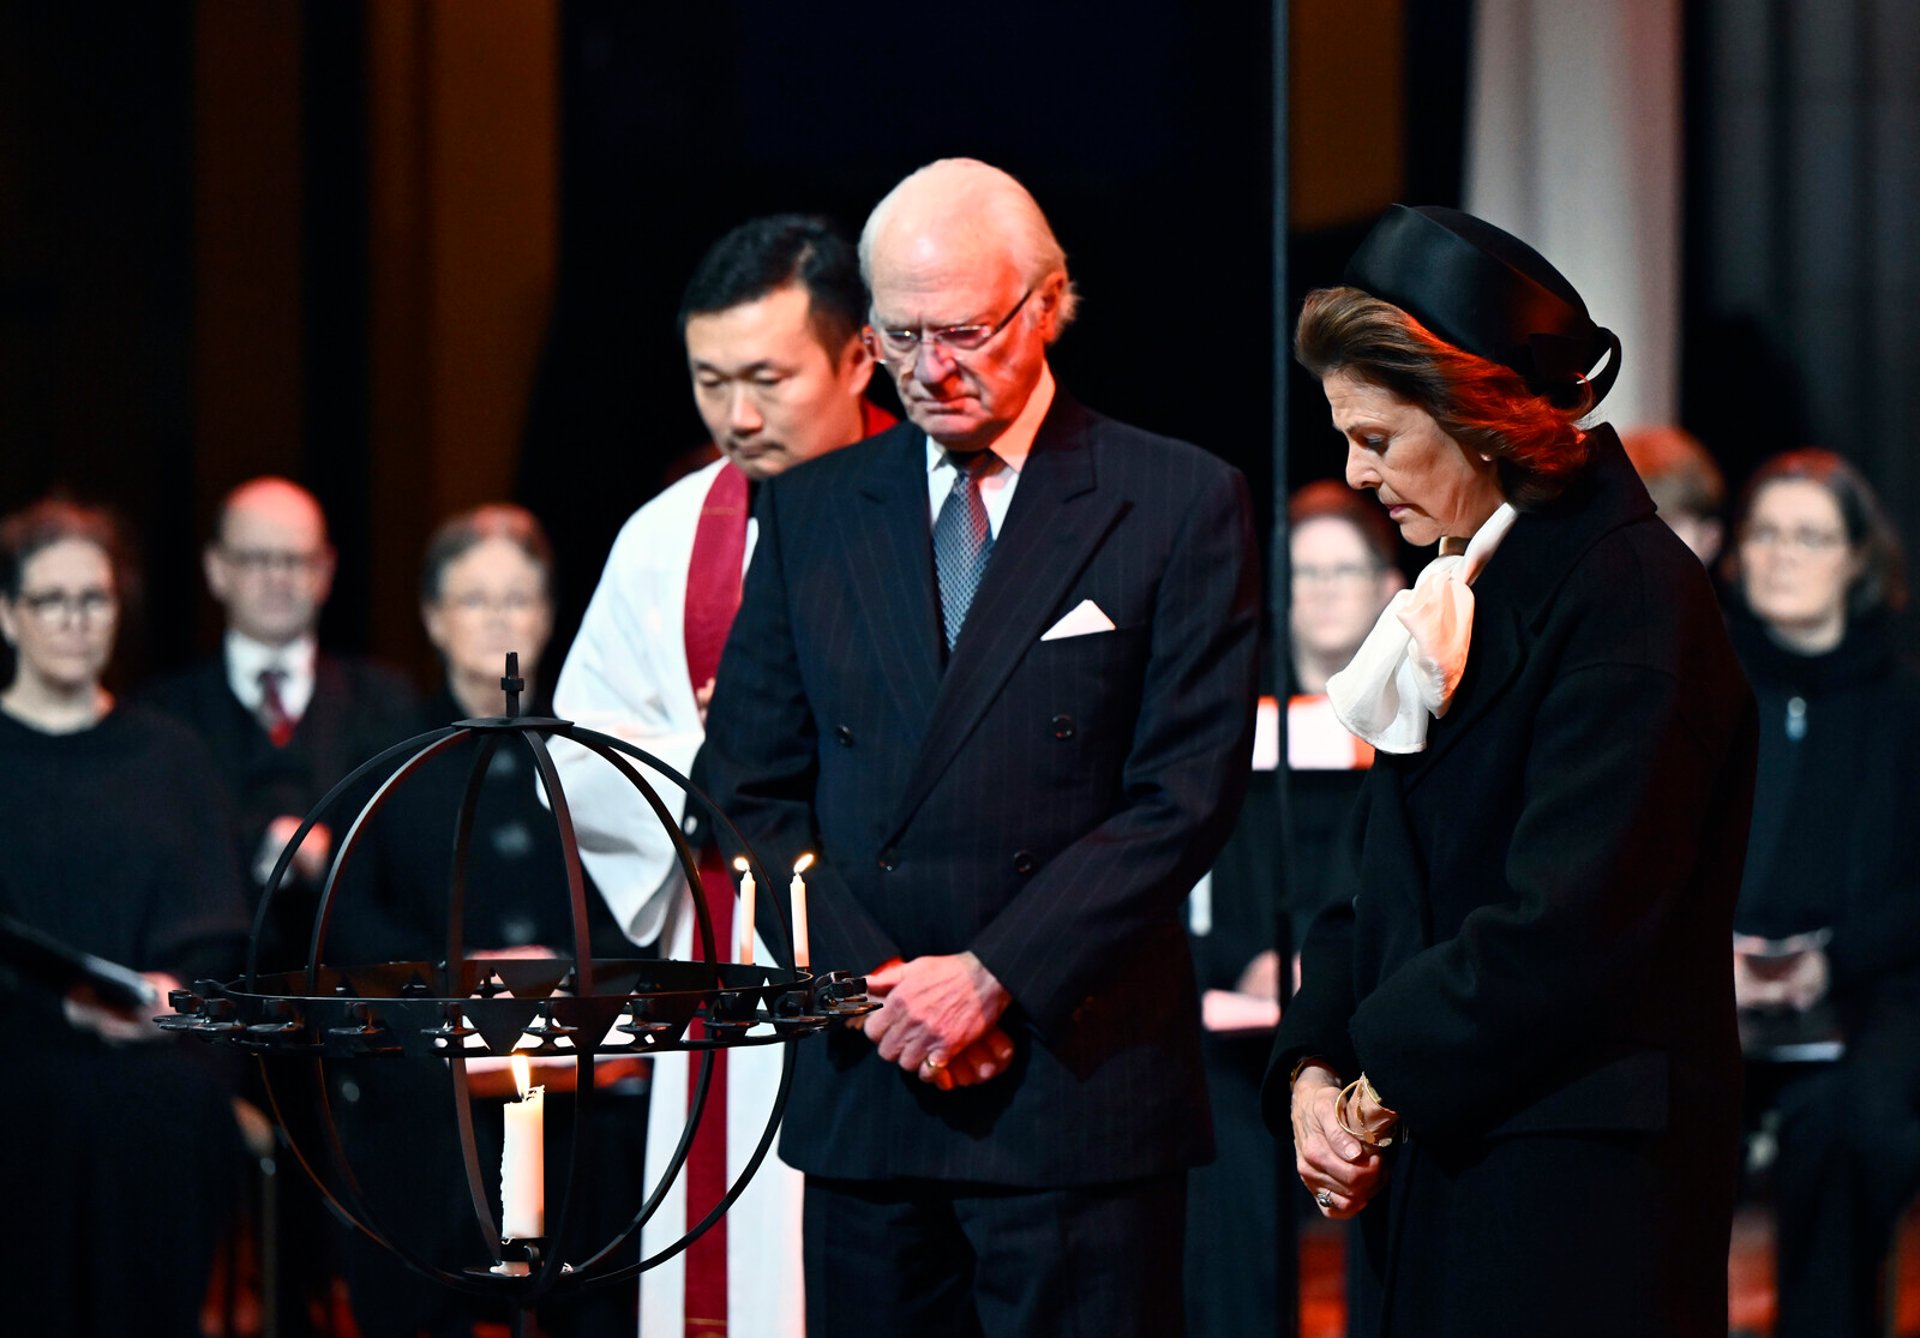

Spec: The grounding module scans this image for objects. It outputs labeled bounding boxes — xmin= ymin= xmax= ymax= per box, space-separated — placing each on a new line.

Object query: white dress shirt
xmin=923 ymin=362 xmax=1056 ymax=536
xmin=224 ymin=630 xmax=318 ymax=721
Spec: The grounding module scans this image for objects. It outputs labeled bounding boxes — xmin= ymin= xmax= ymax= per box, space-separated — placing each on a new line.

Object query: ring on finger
xmin=1315 ymin=1188 xmax=1334 ymax=1210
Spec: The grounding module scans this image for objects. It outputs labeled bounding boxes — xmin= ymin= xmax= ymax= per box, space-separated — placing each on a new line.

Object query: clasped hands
xmin=860 ymin=951 xmax=1015 ymax=1091
xmin=1291 ymin=1062 xmax=1396 ymax=1219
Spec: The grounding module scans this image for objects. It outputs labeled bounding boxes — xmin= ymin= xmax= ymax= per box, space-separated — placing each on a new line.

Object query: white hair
xmin=859 ymin=158 xmax=1080 ymax=335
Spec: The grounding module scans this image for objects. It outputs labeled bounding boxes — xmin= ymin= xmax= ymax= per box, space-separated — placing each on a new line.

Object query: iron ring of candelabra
xmin=160 ymin=653 xmax=874 ymax=1320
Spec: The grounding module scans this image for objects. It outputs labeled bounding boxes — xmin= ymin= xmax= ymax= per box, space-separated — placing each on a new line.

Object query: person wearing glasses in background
xmin=0 ymin=498 xmax=249 ymax=1338
xmin=327 ymin=503 xmax=638 ymax=1338
xmin=702 ymin=159 xmax=1260 ymax=1338
xmin=552 ymin=215 xmax=890 ymax=1337
xmin=147 ymin=476 xmax=416 ymax=1335
xmin=1721 ymin=449 xmax=1920 ymax=1338
xmin=147 ymin=476 xmax=417 ymax=969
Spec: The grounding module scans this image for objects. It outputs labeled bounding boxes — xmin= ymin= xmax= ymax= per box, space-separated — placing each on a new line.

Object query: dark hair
xmin=0 ymin=496 xmax=135 ymax=601
xmin=419 ymin=504 xmax=555 ymax=605
xmin=1295 ymin=286 xmax=1593 ymax=511
xmin=677 ymin=213 xmax=867 ymax=352
xmin=1289 ymin=479 xmax=1398 ymax=570
xmin=1619 ymin=426 xmax=1725 ymax=520
xmin=1725 ymin=448 xmax=1908 ymax=618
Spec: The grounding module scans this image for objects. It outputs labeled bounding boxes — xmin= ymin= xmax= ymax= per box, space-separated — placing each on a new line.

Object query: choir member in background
xmin=0 ymin=497 xmax=249 ymax=1338
xmin=1621 ymin=424 xmax=1727 ymax=565
xmin=1267 ymin=205 xmax=1757 ymax=1337
xmin=146 ymin=476 xmax=417 ymax=968
xmin=1187 ymin=483 xmax=1403 ymax=1337
xmin=1721 ymin=449 xmax=1920 ymax=1338
xmin=329 ymin=502 xmax=635 ymax=1338
xmin=552 ymin=214 xmax=890 ymax=1337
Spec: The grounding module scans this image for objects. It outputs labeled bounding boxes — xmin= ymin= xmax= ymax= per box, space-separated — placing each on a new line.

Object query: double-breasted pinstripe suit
xmin=703 ymin=388 xmax=1261 ymax=1189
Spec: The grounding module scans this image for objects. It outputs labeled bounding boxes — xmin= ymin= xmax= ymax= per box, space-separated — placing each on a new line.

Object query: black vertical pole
xmin=1270 ymin=3 xmax=1299 ymax=1338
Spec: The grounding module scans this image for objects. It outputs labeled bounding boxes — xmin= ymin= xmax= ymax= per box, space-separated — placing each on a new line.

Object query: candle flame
xmin=793 ymin=852 xmax=815 ymax=874
xmin=510 ymin=1052 xmax=531 ymax=1099
xmin=733 ymin=856 xmax=750 ymax=872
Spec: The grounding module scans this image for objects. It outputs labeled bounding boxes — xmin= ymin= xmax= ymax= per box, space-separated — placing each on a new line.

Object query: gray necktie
xmin=933 ymin=450 xmax=999 ymax=651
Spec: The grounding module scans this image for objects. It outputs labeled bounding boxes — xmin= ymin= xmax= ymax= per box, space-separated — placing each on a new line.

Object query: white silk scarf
xmin=1327 ymin=503 xmax=1519 ymax=753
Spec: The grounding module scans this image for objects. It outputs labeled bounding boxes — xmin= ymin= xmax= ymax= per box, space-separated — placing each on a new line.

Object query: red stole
xmin=681 ymin=461 xmax=748 ymax=1336
xmin=676 ymin=405 xmax=896 ymax=1335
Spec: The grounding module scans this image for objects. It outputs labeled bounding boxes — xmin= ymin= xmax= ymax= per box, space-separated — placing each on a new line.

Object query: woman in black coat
xmin=0 ymin=499 xmax=249 ymax=1337
xmin=1722 ymin=449 xmax=1920 ymax=1338
xmin=1264 ymin=206 xmax=1758 ymax=1337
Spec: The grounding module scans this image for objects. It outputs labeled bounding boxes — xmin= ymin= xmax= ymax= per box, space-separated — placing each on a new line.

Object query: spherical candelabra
xmin=161 ymin=653 xmax=872 ymax=1334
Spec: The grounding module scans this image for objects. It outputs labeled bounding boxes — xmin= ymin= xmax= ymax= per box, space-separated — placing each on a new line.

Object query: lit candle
xmin=733 ymin=856 xmax=756 ymax=966
xmin=500 ymin=1053 xmax=545 ymax=1239
xmin=790 ymin=854 xmax=814 ymax=970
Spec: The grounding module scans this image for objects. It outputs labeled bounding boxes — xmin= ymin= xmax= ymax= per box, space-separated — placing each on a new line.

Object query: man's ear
xmin=422 ymin=601 xmax=448 ymax=655
xmin=311 ymin=546 xmax=338 ymax=606
xmin=842 ymin=333 xmax=877 ymax=398
xmin=203 ymin=544 xmax=230 ymax=603
xmin=1032 ymin=271 xmax=1069 ymax=342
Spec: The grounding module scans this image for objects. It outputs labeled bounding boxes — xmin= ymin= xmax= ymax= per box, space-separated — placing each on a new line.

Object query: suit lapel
xmin=886 ymin=395 xmax=1123 ymax=837
xmin=304 ymin=657 xmax=352 ymax=781
xmin=845 ymin=431 xmax=942 ymax=732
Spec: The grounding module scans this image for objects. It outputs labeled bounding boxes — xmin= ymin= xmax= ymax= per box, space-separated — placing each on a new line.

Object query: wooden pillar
xmin=1290 ymin=0 xmax=1405 ymax=229
xmin=193 ymin=1 xmax=306 ymax=642
xmin=365 ymin=0 xmax=558 ymax=675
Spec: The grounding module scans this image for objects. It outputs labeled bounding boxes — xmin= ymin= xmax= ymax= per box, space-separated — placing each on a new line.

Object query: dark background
xmin=4 ymin=0 xmax=1912 ymax=683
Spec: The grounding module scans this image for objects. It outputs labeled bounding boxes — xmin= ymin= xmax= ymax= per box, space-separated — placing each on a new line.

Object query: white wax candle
xmin=734 ymin=857 xmax=756 ymax=965
xmin=790 ymin=854 xmax=814 ymax=970
xmin=500 ymin=1053 xmax=545 ymax=1240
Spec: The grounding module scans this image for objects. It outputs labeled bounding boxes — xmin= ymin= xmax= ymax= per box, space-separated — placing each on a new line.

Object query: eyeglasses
xmin=866 ymin=286 xmax=1035 ymax=361
xmin=15 ymin=588 xmax=117 ymax=628
xmin=1740 ymin=524 xmax=1849 ymax=554
xmin=441 ymin=590 xmax=544 ymax=616
xmin=219 ymin=547 xmax=328 ymax=575
xmin=1293 ymin=562 xmax=1383 ymax=588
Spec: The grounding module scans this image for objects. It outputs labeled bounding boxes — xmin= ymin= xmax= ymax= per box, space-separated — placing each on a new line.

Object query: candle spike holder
xmin=160 ymin=652 xmax=875 ymax=1332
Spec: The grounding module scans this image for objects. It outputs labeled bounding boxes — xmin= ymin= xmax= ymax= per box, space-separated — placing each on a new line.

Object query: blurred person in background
xmin=147 ymin=476 xmax=417 ymax=968
xmin=148 ymin=476 xmax=418 ymax=1333
xmin=329 ymin=503 xmax=635 ymax=1338
xmin=1621 ymin=425 xmax=1726 ymax=565
xmin=1185 ymin=480 xmax=1404 ymax=1338
xmin=1722 ymin=448 xmax=1920 ymax=1338
xmin=0 ymin=498 xmax=248 ymax=1338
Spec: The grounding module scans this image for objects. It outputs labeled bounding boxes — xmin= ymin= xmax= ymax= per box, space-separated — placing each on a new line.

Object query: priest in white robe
xmin=553 ymin=214 xmax=891 ymax=1338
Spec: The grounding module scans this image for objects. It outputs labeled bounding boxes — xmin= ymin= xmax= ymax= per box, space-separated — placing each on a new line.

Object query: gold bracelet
xmin=1289 ymin=1055 xmax=1335 ymax=1088
xmin=1334 ymin=1075 xmax=1398 ymax=1147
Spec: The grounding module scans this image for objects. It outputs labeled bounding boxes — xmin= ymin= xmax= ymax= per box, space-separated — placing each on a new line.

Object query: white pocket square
xmin=1040 ymin=599 xmax=1117 ymax=641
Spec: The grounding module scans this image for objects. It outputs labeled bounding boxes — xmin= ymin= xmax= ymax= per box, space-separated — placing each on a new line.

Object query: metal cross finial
xmin=502 ymin=652 xmax=524 ymax=717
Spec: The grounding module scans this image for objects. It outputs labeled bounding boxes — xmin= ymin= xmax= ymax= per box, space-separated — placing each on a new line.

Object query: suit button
xmin=833 ymin=724 xmax=854 ymax=747
xmin=1050 ymin=714 xmax=1075 ymax=740
xmin=877 ymin=847 xmax=898 ymax=872
xmin=1012 ymin=850 xmax=1036 ymax=875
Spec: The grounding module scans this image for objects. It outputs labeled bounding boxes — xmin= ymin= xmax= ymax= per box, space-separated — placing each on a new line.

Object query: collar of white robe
xmin=1327 ymin=502 xmax=1519 ymax=754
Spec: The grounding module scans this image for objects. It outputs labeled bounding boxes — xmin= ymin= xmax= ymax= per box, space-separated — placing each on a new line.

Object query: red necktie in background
xmin=680 ymin=461 xmax=750 ymax=1337
xmin=257 ymin=667 xmax=296 ymax=747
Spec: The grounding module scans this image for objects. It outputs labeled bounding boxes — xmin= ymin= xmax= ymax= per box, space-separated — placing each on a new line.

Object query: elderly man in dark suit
xmin=702 ymin=158 xmax=1260 ymax=1337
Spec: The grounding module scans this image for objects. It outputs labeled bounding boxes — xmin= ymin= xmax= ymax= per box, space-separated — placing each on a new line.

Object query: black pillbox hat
xmin=1345 ymin=204 xmax=1622 ymax=408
